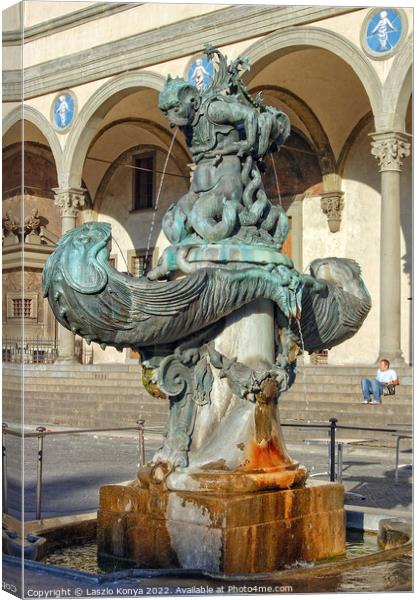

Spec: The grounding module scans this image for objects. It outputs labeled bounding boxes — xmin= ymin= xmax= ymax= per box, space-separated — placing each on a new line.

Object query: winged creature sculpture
xmin=43 ymin=46 xmax=371 ymax=482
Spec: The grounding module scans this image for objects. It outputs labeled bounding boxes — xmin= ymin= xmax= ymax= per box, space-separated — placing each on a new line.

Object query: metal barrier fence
xmin=2 ymin=420 xmax=150 ymax=520
xmin=2 ymin=337 xmax=58 ymax=364
xmin=1 ymin=418 xmax=412 ymax=521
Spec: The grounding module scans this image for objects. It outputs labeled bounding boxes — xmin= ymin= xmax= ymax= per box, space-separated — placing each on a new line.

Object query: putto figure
xmin=190 ymin=57 xmax=210 ymax=92
xmin=55 ymin=94 xmax=70 ymax=127
xmin=371 ymin=10 xmax=397 ymax=50
xmin=156 ymin=45 xmax=290 ymax=252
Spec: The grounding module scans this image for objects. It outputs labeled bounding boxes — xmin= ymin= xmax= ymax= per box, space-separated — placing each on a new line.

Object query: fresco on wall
xmin=3 ymin=149 xmax=58 ymax=199
xmin=262 ymin=131 xmax=323 ymax=200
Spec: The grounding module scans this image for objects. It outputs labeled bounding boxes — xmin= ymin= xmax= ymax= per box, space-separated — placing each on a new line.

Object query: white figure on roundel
xmin=191 ymin=58 xmax=209 ymax=92
xmin=55 ymin=95 xmax=70 ymax=127
xmin=371 ymin=10 xmax=397 ymax=50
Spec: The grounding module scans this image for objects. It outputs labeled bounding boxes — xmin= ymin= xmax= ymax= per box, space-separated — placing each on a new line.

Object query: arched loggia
xmin=3 ymin=105 xmax=63 ymax=182
xmin=242 ymin=26 xmax=382 ymax=125
xmin=93 ymin=141 xmax=189 ymax=215
xmin=63 ymin=71 xmax=167 ymax=190
xmin=248 ymin=84 xmax=335 ymax=175
xmin=380 ymin=34 xmax=413 ymax=132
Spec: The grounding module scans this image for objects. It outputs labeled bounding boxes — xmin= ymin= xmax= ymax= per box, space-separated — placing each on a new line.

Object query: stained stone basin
xmin=96 ymin=480 xmax=346 ymax=573
xmin=2 ymin=509 xmax=412 ymax=594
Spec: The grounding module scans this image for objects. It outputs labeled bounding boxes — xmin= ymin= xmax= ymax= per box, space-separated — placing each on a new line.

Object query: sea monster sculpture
xmin=43 ymin=46 xmax=371 ymax=477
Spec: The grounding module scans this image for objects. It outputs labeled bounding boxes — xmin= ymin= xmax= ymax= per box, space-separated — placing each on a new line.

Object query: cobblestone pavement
xmin=3 ymin=429 xmax=412 ymax=521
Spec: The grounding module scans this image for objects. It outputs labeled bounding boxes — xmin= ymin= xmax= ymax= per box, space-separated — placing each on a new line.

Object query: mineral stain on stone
xmin=246 ymin=436 xmax=288 ymax=469
xmin=166 ymin=494 xmax=223 ymax=572
xmin=200 ymin=459 xmax=228 ymax=471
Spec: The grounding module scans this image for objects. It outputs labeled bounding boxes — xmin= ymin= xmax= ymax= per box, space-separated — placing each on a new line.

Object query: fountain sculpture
xmin=43 ymin=46 xmax=372 ymax=573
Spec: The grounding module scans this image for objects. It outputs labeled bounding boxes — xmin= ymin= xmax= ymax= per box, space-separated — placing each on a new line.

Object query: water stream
xmin=270 ymin=153 xmax=282 ymax=206
xmin=107 ymin=129 xmax=177 ymax=276
xmin=144 ymin=128 xmax=178 ymax=265
xmin=271 ymin=150 xmax=310 ymax=430
xmin=112 ymin=236 xmax=130 ymax=273
xmin=294 ymin=317 xmax=310 ymax=416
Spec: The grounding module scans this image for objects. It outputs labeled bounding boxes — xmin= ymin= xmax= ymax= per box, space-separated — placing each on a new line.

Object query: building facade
xmin=2 ymin=2 xmax=413 ymax=367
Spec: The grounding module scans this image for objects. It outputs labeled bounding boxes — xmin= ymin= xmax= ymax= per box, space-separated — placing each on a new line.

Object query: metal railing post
xmin=329 ymin=417 xmax=338 ymax=482
xmin=2 ymin=423 xmax=8 ymax=515
xmin=137 ymin=419 xmax=145 ymax=468
xmin=36 ymin=426 xmax=46 ymax=520
xmin=337 ymin=442 xmax=343 ymax=483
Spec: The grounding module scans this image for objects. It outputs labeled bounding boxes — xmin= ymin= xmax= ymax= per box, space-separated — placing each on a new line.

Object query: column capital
xmin=320 ymin=191 xmax=344 ymax=233
xmin=53 ymin=187 xmax=87 ymax=218
xmin=370 ymin=131 xmax=411 ymax=172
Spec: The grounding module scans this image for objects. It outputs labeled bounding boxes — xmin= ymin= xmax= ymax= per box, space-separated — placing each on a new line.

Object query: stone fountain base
xmin=97 ymin=479 xmax=345 ymax=574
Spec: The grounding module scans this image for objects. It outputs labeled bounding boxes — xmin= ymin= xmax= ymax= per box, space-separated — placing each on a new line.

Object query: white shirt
xmin=376 ymin=368 xmax=397 ymax=384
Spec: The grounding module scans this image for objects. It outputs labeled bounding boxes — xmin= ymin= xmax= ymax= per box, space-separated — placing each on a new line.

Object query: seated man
xmin=361 ymin=359 xmax=399 ymax=405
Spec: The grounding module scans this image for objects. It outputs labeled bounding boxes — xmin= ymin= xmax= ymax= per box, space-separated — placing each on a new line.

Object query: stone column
xmin=52 ymin=187 xmax=87 ymax=363
xmin=370 ymin=131 xmax=411 ymax=365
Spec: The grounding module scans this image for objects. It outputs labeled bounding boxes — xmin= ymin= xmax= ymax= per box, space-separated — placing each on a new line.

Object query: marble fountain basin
xmin=2 ymin=506 xmax=412 ymax=594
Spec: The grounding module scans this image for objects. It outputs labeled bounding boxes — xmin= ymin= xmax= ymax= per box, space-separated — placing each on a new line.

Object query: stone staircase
xmin=2 ymin=363 xmax=168 ymax=431
xmin=2 ymin=363 xmax=412 ymax=447
xmin=280 ymin=365 xmax=413 ymax=447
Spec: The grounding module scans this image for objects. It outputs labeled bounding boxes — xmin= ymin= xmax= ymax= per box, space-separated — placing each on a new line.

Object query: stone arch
xmin=94 ymin=142 xmax=189 ymax=214
xmin=3 ymin=141 xmax=58 ymax=199
xmin=63 ymin=70 xmax=167 ymax=189
xmin=2 ymin=105 xmax=63 ymax=181
xmin=87 ymin=117 xmax=191 ymax=170
xmin=248 ymin=84 xmax=335 ymax=174
xmin=243 ymin=26 xmax=382 ymax=122
xmin=3 ymin=140 xmax=56 ymax=162
xmin=380 ymin=34 xmax=413 ymax=131
xmin=337 ymin=111 xmax=374 ymax=177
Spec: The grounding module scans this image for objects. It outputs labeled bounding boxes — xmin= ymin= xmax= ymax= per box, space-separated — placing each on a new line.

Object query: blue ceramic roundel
xmin=52 ymin=93 xmax=75 ymax=129
xmin=187 ymin=56 xmax=214 ymax=92
xmin=365 ymin=8 xmax=403 ymax=55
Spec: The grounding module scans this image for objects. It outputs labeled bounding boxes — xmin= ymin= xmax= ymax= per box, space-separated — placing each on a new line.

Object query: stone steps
xmin=4 ymin=371 xmax=142 ymax=381
xmin=282 ymin=397 xmax=412 ymax=406
xmin=294 ymin=378 xmax=412 ymax=387
xmin=3 ymin=387 xmax=151 ymax=397
xmin=297 ymin=365 xmax=413 ymax=375
xmin=3 ymin=376 xmax=413 ymax=392
xmin=294 ymin=375 xmax=412 ymax=385
xmin=279 ymin=409 xmax=411 ymax=445
xmin=5 ymin=364 xmax=413 ymax=376
xmin=3 ymin=376 xmax=413 ymax=390
xmin=282 ymin=391 xmax=412 ymax=402
xmin=2 ymin=364 xmax=412 ymax=446
xmin=5 ymin=386 xmax=412 ymax=402
xmin=13 ymin=405 xmax=168 ymax=430
xmin=2 ymin=388 xmax=411 ymax=408
xmin=279 ymin=409 xmax=411 ymax=425
xmin=7 ymin=363 xmax=141 ymax=373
